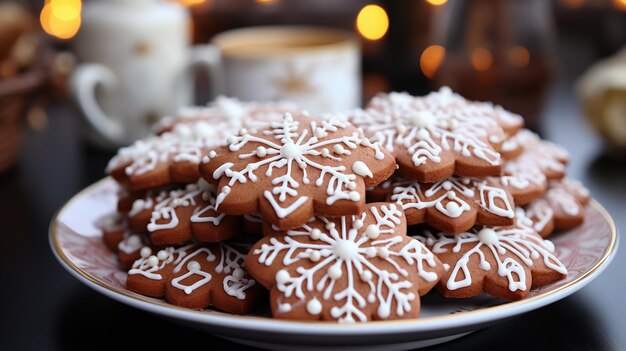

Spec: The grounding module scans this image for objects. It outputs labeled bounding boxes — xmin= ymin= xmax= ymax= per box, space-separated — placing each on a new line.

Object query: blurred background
xmin=2 ymin=0 xmax=626 ymax=170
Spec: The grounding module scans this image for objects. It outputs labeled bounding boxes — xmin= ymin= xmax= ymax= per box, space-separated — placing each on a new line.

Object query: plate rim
xmin=49 ymin=177 xmax=620 ymax=336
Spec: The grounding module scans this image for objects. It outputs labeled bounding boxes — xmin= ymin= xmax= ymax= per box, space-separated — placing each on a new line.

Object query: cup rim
xmin=210 ymin=25 xmax=358 ymax=58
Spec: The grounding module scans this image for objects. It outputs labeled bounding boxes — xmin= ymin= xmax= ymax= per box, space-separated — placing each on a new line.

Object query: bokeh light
xmin=507 ymin=46 xmax=530 ymax=68
xmin=40 ymin=0 xmax=81 ymax=40
xmin=356 ymin=4 xmax=389 ymax=41
xmin=471 ymin=47 xmax=493 ymax=71
xmin=613 ymin=0 xmax=626 ymax=11
xmin=420 ymin=45 xmax=446 ymax=79
xmin=178 ymin=0 xmax=206 ymax=6
xmin=426 ymin=0 xmax=448 ymax=5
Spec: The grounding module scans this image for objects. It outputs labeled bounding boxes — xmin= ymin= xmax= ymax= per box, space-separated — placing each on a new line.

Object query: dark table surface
xmin=1 ymin=77 xmax=625 ymax=351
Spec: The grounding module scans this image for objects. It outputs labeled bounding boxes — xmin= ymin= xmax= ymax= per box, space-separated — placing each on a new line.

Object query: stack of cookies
xmin=100 ymin=88 xmax=590 ymax=323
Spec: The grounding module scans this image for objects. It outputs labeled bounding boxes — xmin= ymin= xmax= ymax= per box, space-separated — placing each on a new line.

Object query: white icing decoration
xmin=349 ymin=87 xmax=506 ymax=167
xmin=390 ymin=176 xmax=514 ymax=220
xmin=108 ymin=97 xmax=299 ymax=178
xmin=140 ymin=247 xmax=152 ymax=258
xmin=129 ymin=243 xmax=255 ymax=300
xmin=212 ymin=113 xmax=385 ymax=218
xmin=139 ymin=181 xmax=225 ymax=233
xmin=307 ymin=298 xmax=323 ymax=315
xmin=352 ymin=161 xmax=373 ymax=178
xmin=253 ymin=204 xmax=440 ymax=322
xmin=263 ymin=191 xmax=309 ymax=219
xmin=525 ymin=200 xmax=553 ymax=233
xmin=548 ymin=190 xmax=579 ymax=215
xmin=171 ymin=260 xmax=213 ymax=295
xmin=418 ymin=211 xmax=567 ymax=293
xmin=503 ymin=130 xmax=568 ymax=184
xmin=118 ymin=234 xmax=142 ymax=254
xmin=129 ymin=247 xmax=176 ymax=280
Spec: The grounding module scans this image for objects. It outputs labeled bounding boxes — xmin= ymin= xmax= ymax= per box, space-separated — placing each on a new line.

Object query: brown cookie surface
xmin=388 ymin=175 xmax=517 ymax=233
xmin=246 ymin=202 xmax=444 ymax=322
xmin=415 ymin=208 xmax=567 ymax=300
xmin=347 ymin=87 xmax=522 ymax=183
xmin=126 ymin=243 xmax=264 ymax=314
xmin=525 ymin=178 xmax=591 ymax=237
xmin=503 ymin=130 xmax=569 ymax=181
xmin=107 ymin=98 xmax=300 ymax=191
xmin=127 ymin=180 xmax=241 ymax=245
xmin=200 ymin=113 xmax=396 ymax=230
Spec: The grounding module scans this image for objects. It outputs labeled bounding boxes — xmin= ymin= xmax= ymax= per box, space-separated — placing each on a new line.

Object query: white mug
xmin=71 ymin=0 xmax=210 ymax=147
xmin=200 ymin=26 xmax=361 ymax=115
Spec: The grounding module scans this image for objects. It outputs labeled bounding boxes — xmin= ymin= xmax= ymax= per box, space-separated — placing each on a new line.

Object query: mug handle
xmin=186 ymin=44 xmax=222 ymax=100
xmin=71 ymin=63 xmax=125 ymax=144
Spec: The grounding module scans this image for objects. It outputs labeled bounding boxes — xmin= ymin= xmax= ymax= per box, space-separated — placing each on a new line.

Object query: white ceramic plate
xmin=50 ymin=178 xmax=619 ymax=351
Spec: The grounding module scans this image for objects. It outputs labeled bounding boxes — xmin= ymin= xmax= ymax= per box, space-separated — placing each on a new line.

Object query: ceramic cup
xmin=71 ymin=0 xmax=209 ymax=147
xmin=199 ymin=26 xmax=361 ymax=115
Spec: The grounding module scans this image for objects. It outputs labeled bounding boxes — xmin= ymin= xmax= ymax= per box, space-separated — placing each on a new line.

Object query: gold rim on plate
xmin=49 ymin=178 xmax=619 ymax=331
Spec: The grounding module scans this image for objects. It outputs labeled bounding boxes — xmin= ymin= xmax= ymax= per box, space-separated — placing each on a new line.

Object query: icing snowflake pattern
xmin=107 ymin=97 xmax=299 ymax=189
xmin=348 ymin=87 xmax=513 ymax=180
xmin=201 ymin=113 xmax=391 ymax=227
xmin=248 ymin=203 xmax=443 ymax=322
xmin=417 ymin=209 xmax=567 ymax=299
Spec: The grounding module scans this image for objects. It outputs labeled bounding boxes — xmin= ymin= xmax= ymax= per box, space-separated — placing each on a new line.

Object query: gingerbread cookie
xmin=126 ymin=243 xmax=264 ymax=313
xmin=365 ymin=167 xmax=550 ymax=234
xmin=154 ymin=96 xmax=299 ymax=135
xmin=98 ymin=213 xmax=148 ymax=269
xmin=387 ymin=176 xmax=516 ymax=233
xmin=347 ymin=87 xmax=521 ymax=182
xmin=525 ymin=178 xmax=591 ymax=237
xmin=199 ymin=112 xmax=396 ymax=230
xmin=127 ymin=180 xmax=240 ymax=245
xmin=415 ymin=209 xmax=567 ymax=300
xmin=98 ymin=213 xmax=128 ymax=253
xmin=246 ymin=203 xmax=444 ymax=322
xmin=107 ymin=98 xmax=299 ymax=191
xmin=503 ymin=130 xmax=569 ymax=181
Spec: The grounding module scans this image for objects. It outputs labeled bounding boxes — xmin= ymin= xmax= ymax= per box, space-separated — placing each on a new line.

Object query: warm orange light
xmin=178 ymin=0 xmax=206 ymax=6
xmin=356 ymin=4 xmax=389 ymax=41
xmin=613 ymin=0 xmax=626 ymax=11
xmin=40 ymin=0 xmax=81 ymax=40
xmin=471 ymin=48 xmax=493 ymax=71
xmin=255 ymin=0 xmax=278 ymax=4
xmin=507 ymin=46 xmax=530 ymax=68
xmin=426 ymin=0 xmax=448 ymax=5
xmin=420 ymin=45 xmax=446 ymax=79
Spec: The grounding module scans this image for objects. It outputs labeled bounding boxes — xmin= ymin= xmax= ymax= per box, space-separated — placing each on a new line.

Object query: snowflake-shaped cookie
xmin=126 ymin=243 xmax=263 ymax=314
xmin=199 ymin=113 xmax=395 ymax=230
xmin=107 ymin=98 xmax=299 ymax=190
xmin=503 ymin=129 xmax=569 ymax=182
xmin=246 ymin=203 xmax=444 ymax=322
xmin=415 ymin=209 xmax=567 ymax=300
xmin=525 ymin=178 xmax=590 ymax=237
xmin=127 ymin=180 xmax=239 ymax=245
xmin=347 ymin=87 xmax=521 ymax=182
xmin=387 ymin=175 xmax=517 ymax=233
